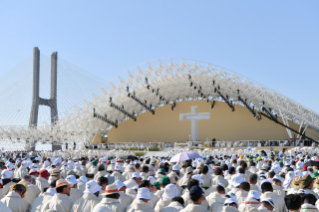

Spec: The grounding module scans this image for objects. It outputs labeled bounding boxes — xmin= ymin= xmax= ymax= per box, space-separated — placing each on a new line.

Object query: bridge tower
xmin=29 ymin=47 xmax=58 ymax=128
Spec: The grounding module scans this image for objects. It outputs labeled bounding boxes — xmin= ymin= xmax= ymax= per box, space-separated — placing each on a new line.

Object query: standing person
xmin=41 ymin=179 xmax=74 ymax=212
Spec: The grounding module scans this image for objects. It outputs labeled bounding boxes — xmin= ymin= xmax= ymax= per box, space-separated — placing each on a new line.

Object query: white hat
xmin=163 ymin=184 xmax=179 ymax=199
xmin=79 ymin=176 xmax=87 ymax=183
xmin=44 ymin=161 xmax=50 ymax=167
xmin=136 ymin=187 xmax=151 ymax=200
xmin=172 ymin=165 xmax=181 ymax=171
xmin=285 ymin=161 xmax=291 ymax=166
xmin=113 ymin=180 xmax=126 ymax=190
xmin=273 ymin=175 xmax=282 ymax=182
xmin=68 ymin=160 xmax=74 ymax=166
xmin=259 ymin=179 xmax=270 ymax=191
xmin=102 ymin=158 xmax=107 ymax=162
xmin=7 ymin=163 xmax=15 ymax=171
xmin=231 ymin=173 xmax=245 ymax=187
xmin=225 ymin=192 xmax=237 ymax=199
xmin=245 ymin=190 xmax=260 ymax=201
xmin=84 ymin=180 xmax=102 ymax=194
xmin=148 ymin=176 xmax=157 ymax=184
xmin=132 ymin=172 xmax=142 ymax=179
xmin=114 ymin=165 xmax=122 ymax=171
xmin=218 ymin=183 xmax=225 ymax=188
xmin=298 ymin=189 xmax=309 ymax=194
xmin=46 ymin=188 xmax=57 ymax=195
xmin=62 ymin=161 xmax=67 ymax=166
xmin=75 ymin=162 xmax=81 ymax=168
xmin=261 ymin=198 xmax=274 ymax=207
xmin=21 ymin=161 xmax=28 ymax=169
xmin=1 ymin=170 xmax=12 ymax=179
xmin=259 ymin=174 xmax=267 ymax=180
xmin=192 ymin=175 xmax=203 ymax=184
xmin=224 ymin=198 xmax=237 ymax=206
xmin=31 ymin=163 xmax=38 ymax=168
xmin=294 ymin=170 xmax=302 ymax=177
xmin=111 ymin=160 xmax=116 ymax=164
xmin=66 ymin=175 xmax=78 ymax=185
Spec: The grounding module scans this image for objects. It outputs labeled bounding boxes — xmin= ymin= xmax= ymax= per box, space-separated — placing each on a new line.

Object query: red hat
xmin=39 ymin=170 xmax=50 ymax=178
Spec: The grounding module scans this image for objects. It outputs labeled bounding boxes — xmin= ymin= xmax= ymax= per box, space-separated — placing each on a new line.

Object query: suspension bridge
xmin=0 ymin=47 xmax=319 ymax=151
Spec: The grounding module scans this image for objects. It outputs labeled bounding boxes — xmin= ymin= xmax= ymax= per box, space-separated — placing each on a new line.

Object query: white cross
xmin=180 ymin=106 xmax=210 ymax=141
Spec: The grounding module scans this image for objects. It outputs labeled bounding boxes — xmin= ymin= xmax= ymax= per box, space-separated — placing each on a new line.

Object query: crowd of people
xmin=0 ymin=149 xmax=318 ymax=211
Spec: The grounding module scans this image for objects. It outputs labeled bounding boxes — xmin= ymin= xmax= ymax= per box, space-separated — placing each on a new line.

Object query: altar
xmin=35 ymin=144 xmax=52 ymax=151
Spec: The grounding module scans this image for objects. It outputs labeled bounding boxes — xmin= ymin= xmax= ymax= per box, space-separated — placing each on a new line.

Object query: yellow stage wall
xmin=108 ymin=100 xmax=319 ymax=143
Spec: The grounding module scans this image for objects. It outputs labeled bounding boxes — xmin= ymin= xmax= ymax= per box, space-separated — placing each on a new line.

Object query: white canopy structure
xmin=0 ymin=58 xmax=318 ymax=149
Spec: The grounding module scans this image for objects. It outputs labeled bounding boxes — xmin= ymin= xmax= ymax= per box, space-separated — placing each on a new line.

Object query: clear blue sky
xmin=1 ymin=1 xmax=318 ymax=112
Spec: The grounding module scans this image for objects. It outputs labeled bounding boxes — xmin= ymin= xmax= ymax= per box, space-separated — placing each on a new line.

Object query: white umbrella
xmin=170 ymin=151 xmax=201 ymax=162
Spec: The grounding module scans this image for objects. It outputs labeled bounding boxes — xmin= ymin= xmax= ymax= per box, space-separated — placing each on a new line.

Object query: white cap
xmin=148 ymin=176 xmax=157 ymax=184
xmin=113 ymin=180 xmax=126 ymax=190
xmin=226 ymin=192 xmax=237 ymax=199
xmin=114 ymin=165 xmax=122 ymax=171
xmin=21 ymin=161 xmax=28 ymax=169
xmin=163 ymin=184 xmax=179 ymax=199
xmin=172 ymin=165 xmax=181 ymax=171
xmin=44 ymin=161 xmax=50 ymax=167
xmin=261 ymin=198 xmax=274 ymax=207
xmin=1 ymin=170 xmax=12 ymax=179
xmin=111 ymin=160 xmax=116 ymax=164
xmin=273 ymin=175 xmax=282 ymax=182
xmin=285 ymin=161 xmax=291 ymax=166
xmin=218 ymin=183 xmax=225 ymax=188
xmin=68 ymin=160 xmax=74 ymax=166
xmin=32 ymin=163 xmax=38 ymax=168
xmin=84 ymin=180 xmax=102 ymax=194
xmin=132 ymin=172 xmax=142 ymax=179
xmin=80 ymin=176 xmax=87 ymax=183
xmin=75 ymin=162 xmax=81 ymax=168
xmin=231 ymin=173 xmax=245 ymax=187
xmin=136 ymin=187 xmax=151 ymax=200
xmin=224 ymin=198 xmax=237 ymax=206
xmin=46 ymin=188 xmax=57 ymax=195
xmin=298 ymin=189 xmax=309 ymax=194
xmin=7 ymin=163 xmax=15 ymax=171
xmin=245 ymin=190 xmax=260 ymax=201
xmin=66 ymin=175 xmax=78 ymax=185
xmin=294 ymin=170 xmax=302 ymax=177
xmin=192 ymin=175 xmax=203 ymax=184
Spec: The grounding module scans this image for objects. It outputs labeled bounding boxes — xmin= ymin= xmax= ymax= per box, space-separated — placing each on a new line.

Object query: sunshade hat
xmin=314 ymin=177 xmax=319 ymax=189
xmin=102 ymin=184 xmax=119 ymax=195
xmin=10 ymin=181 xmax=29 ymax=198
xmin=290 ymin=176 xmax=302 ymax=188
xmin=300 ymin=175 xmax=314 ymax=189
xmin=136 ymin=187 xmax=152 ymax=199
xmin=55 ymin=179 xmax=73 ymax=189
